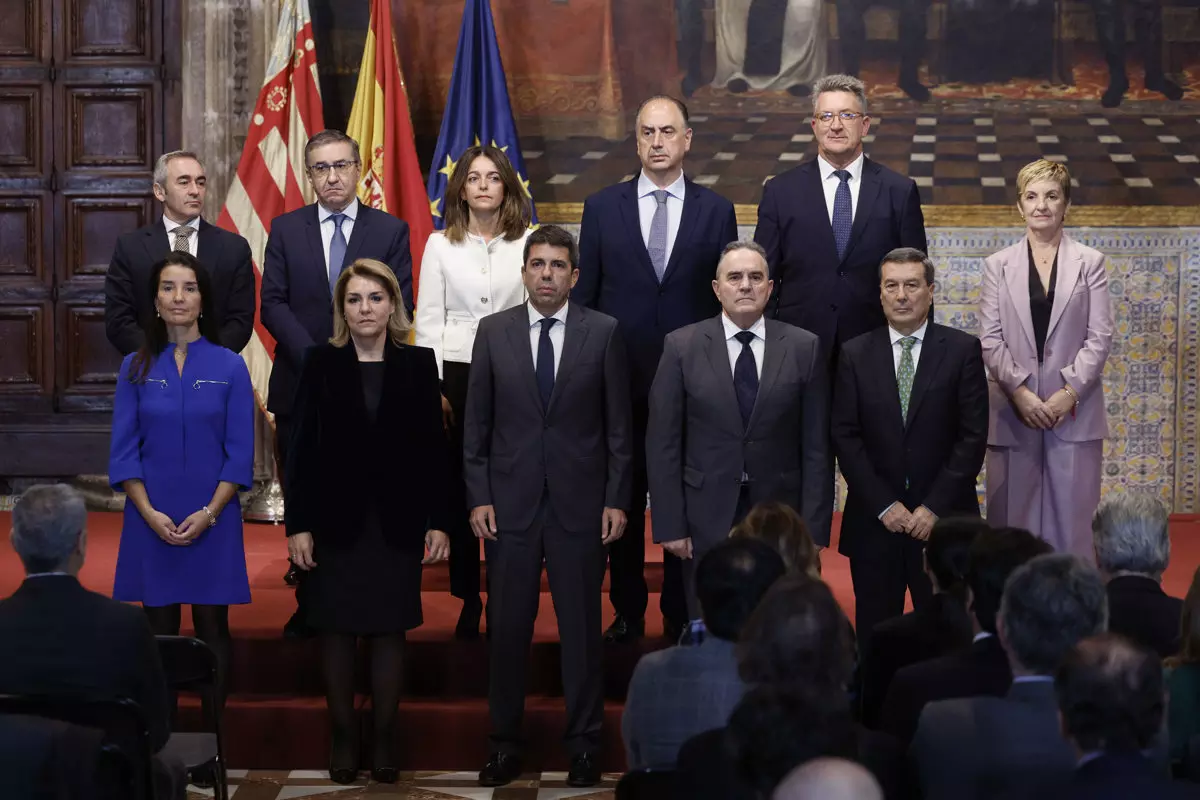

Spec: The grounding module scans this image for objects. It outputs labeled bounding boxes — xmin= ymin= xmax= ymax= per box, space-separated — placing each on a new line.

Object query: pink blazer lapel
xmin=1046 ymin=234 xmax=1083 ymax=341
xmin=1005 ymin=236 xmax=1037 ymax=353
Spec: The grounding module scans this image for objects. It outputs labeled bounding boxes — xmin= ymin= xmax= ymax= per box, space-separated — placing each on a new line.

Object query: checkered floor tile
xmin=186 ymin=770 xmax=619 ymax=799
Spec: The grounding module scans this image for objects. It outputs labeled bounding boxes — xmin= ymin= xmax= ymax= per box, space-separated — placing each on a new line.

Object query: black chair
xmin=0 ymin=694 xmax=155 ymax=800
xmin=155 ymin=636 xmax=229 ymax=800
xmin=616 ymin=767 xmax=677 ymax=800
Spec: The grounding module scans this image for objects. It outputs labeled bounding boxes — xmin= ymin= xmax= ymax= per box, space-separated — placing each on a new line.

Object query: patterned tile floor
xmin=186 ymin=771 xmax=619 ymax=799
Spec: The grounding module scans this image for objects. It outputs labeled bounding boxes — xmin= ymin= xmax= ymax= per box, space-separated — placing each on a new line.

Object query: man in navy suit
xmin=260 ymin=129 xmax=413 ymax=636
xmin=755 ymin=74 xmax=927 ymax=368
xmin=575 ymin=96 xmax=739 ymax=643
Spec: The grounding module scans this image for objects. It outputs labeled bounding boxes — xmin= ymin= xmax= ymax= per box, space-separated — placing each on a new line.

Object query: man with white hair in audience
xmin=772 ymin=757 xmax=884 ymax=800
xmin=1093 ymin=491 xmax=1184 ymax=658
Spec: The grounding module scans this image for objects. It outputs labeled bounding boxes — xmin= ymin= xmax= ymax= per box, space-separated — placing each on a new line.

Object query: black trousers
xmin=487 ymin=495 xmax=604 ymax=756
xmin=680 ymin=485 xmax=754 ymax=620
xmin=849 ymin=536 xmax=933 ymax=647
xmin=1090 ymin=0 xmax=1166 ymax=80
xmin=836 ymin=0 xmax=931 ymax=81
xmin=607 ymin=397 xmax=688 ymax=627
xmin=442 ymin=360 xmax=482 ymax=600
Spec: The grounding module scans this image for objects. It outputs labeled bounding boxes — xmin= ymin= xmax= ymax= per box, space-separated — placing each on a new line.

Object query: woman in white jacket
xmin=415 ymin=144 xmax=532 ymax=638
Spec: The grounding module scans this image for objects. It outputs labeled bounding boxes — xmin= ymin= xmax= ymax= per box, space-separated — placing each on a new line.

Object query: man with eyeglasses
xmin=261 ymin=128 xmax=414 ymax=637
xmin=755 ymin=74 xmax=927 ymax=373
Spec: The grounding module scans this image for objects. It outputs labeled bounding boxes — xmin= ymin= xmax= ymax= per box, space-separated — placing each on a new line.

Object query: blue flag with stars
xmin=426 ymin=0 xmax=536 ymax=227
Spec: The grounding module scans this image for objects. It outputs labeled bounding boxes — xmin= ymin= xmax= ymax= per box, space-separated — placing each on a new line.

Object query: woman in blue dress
xmin=108 ymin=251 xmax=255 ymax=709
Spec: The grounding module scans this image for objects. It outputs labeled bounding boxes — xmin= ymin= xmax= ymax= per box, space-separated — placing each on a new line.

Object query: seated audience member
xmin=1166 ymin=565 xmax=1200 ymax=771
xmin=730 ymin=502 xmax=822 ymax=578
xmin=0 ymin=484 xmax=183 ymax=799
xmin=676 ymin=576 xmax=903 ymax=799
xmin=1093 ymin=492 xmax=1183 ymax=658
xmin=1055 ymin=633 xmax=1200 ymax=799
xmin=880 ymin=526 xmax=1051 ymax=742
xmin=773 ymin=756 xmax=884 ymax=800
xmin=912 ymin=553 xmax=1109 ymax=800
xmin=622 ymin=538 xmax=786 ymax=769
xmin=859 ymin=517 xmax=985 ymax=727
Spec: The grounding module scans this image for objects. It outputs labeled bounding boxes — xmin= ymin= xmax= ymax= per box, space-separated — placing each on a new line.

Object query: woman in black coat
xmin=285 ymin=258 xmax=451 ymax=784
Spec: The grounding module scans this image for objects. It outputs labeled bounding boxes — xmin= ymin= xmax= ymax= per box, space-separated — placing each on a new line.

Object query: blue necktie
xmin=536 ymin=317 xmax=557 ymax=410
xmin=328 ymin=213 xmax=348 ymax=294
xmin=734 ymin=330 xmax=758 ymax=428
xmin=832 ymin=169 xmax=852 ymax=260
xmin=648 ymin=189 xmax=669 ymax=282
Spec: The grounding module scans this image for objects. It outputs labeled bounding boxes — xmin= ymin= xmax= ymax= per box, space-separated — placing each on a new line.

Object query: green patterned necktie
xmin=897 ymin=336 xmax=917 ymax=423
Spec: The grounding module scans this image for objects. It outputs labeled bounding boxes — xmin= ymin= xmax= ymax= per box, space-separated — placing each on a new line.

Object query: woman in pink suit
xmin=979 ymin=159 xmax=1113 ymax=557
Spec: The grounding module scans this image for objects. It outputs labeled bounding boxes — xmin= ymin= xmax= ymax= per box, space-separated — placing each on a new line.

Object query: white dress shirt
xmin=163 ymin=214 xmax=201 ymax=258
xmin=888 ymin=318 xmax=928 ymax=375
xmin=414 ymin=229 xmax=530 ymax=378
xmin=637 ymin=170 xmax=685 ymax=268
xmin=527 ymin=301 xmax=568 ymax=377
xmin=818 ymin=152 xmax=865 ymax=227
xmin=318 ymin=198 xmax=359 ymax=279
xmin=721 ymin=312 xmax=766 ymax=380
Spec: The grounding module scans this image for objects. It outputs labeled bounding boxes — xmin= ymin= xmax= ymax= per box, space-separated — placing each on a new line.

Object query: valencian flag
xmin=346 ymin=0 xmax=435 ymax=298
xmin=216 ymin=0 xmax=324 ymax=411
xmin=425 ymin=0 xmax=536 ymax=229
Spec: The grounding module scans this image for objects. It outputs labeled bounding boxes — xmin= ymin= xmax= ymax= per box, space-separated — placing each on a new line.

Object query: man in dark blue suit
xmin=260 ymin=129 xmax=413 ymax=636
xmin=755 ymin=74 xmax=927 ymax=367
xmin=575 ymin=96 xmax=738 ymax=643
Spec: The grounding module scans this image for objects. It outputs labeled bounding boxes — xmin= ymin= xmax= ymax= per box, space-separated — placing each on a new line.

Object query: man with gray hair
xmin=773 ymin=757 xmax=884 ymax=800
xmin=648 ymin=240 xmax=832 ymax=619
xmin=1093 ymin=492 xmax=1183 ymax=658
xmin=912 ymin=553 xmax=1109 ymax=800
xmin=0 ymin=484 xmax=182 ymax=798
xmin=105 ymin=149 xmax=255 ymax=355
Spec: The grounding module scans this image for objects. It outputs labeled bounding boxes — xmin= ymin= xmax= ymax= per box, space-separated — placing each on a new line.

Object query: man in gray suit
xmin=463 ymin=224 xmax=632 ymax=789
xmin=911 ymin=553 xmax=1109 ymax=800
xmin=647 ymin=240 xmax=832 ymax=617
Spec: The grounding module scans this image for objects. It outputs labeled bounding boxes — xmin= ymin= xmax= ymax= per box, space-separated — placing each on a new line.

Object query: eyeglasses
xmin=814 ymin=112 xmax=865 ymax=124
xmin=308 ymin=160 xmax=359 ymax=178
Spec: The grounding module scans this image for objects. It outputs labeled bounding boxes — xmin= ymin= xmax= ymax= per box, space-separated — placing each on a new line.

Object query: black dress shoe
xmin=727 ymin=78 xmax=750 ymax=94
xmin=1101 ymin=77 xmax=1129 ymax=108
xmin=567 ymin=752 xmax=601 ymax=787
xmin=188 ymin=763 xmax=215 ymax=788
xmin=478 ymin=752 xmax=522 ymax=786
xmin=603 ymin=615 xmax=645 ymax=643
xmin=787 ymin=83 xmax=812 ymax=98
xmin=284 ymin=563 xmax=300 ymax=586
xmin=456 ymin=596 xmax=483 ymax=640
xmin=662 ymin=617 xmax=685 ymax=645
xmin=1146 ymin=76 xmax=1184 ymax=101
xmin=329 ymin=768 xmax=358 ymax=785
xmin=282 ymin=610 xmax=314 ymax=639
xmin=371 ymin=766 xmax=398 ymax=783
xmin=898 ymin=78 xmax=931 ymax=102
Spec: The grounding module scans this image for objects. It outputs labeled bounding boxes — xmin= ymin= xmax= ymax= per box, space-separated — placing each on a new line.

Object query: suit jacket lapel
xmin=547 ymin=303 xmax=589 ymax=413
xmin=872 ymin=327 xmax=905 ymax=433
xmin=904 ymin=324 xmax=946 ymax=431
xmin=1046 ymin=234 xmax=1083 ymax=341
xmin=341 ymin=203 xmax=370 ymax=271
xmin=144 ymin=219 xmax=172 ymax=266
xmin=703 ymin=317 xmax=745 ymax=436
xmin=843 ymin=159 xmax=882 ymax=265
xmin=748 ymin=319 xmax=787 ymax=431
xmin=618 ymin=179 xmax=660 ymax=284
xmin=197 ymin=218 xmax=221 ymax=264
xmin=662 ymin=178 xmax=700 ymax=284
xmin=331 ymin=343 xmax=369 ymax=424
xmin=377 ymin=342 xmax=407 ymax=440
xmin=506 ymin=306 xmax=544 ymax=413
xmin=801 ymin=161 xmax=840 ymax=262
xmin=1006 ymin=236 xmax=1038 ymax=353
xmin=304 ymin=205 xmax=328 ymax=298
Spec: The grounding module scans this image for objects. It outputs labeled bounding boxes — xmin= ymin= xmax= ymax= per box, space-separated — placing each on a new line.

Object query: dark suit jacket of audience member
xmin=0 ymin=575 xmax=171 ymax=752
xmin=283 ymin=341 xmax=451 ymax=543
xmin=858 ymin=592 xmax=974 ymax=728
xmin=622 ymin=637 xmax=745 ymax=770
xmin=1045 ymin=751 xmax=1200 ymax=800
xmin=754 ymin=156 xmax=928 ymax=357
xmin=1107 ymin=575 xmax=1184 ymax=659
xmin=0 ymin=713 xmax=106 ymax=800
xmin=912 ymin=679 xmax=1075 ymax=800
xmin=104 ymin=218 xmax=255 ymax=356
xmin=574 ymin=176 xmax=738 ymax=400
xmin=673 ymin=723 xmax=905 ymax=800
xmin=880 ymin=633 xmax=1012 ymax=744
xmin=259 ymin=202 xmax=413 ymax=417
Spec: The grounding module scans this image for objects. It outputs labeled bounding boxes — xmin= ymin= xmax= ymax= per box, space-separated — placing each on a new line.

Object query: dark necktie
xmin=328 ymin=213 xmax=348 ymax=294
xmin=648 ymin=189 xmax=669 ymax=282
xmin=832 ymin=169 xmax=852 ymax=260
xmin=734 ymin=330 xmax=759 ymax=428
xmin=536 ymin=317 xmax=557 ymax=410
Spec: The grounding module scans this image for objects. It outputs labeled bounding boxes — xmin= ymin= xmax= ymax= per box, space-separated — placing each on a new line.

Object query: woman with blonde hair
xmin=285 ymin=258 xmax=451 ymax=783
xmin=730 ymin=502 xmax=821 ymax=579
xmin=415 ymin=144 xmax=532 ymax=638
xmin=979 ymin=159 xmax=1113 ymax=557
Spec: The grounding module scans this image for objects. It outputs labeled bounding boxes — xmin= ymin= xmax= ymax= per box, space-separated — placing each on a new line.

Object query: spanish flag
xmin=347 ymin=0 xmax=434 ymax=300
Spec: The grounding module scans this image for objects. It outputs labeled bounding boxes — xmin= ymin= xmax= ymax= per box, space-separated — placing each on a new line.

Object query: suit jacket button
xmin=838 ymin=270 xmax=846 ymax=276
xmin=480 ymin=297 xmax=489 ymax=304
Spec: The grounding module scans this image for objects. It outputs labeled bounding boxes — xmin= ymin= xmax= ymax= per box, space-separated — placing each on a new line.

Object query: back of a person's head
xmin=10 ymin=484 xmax=87 ymax=575
xmin=926 ymin=517 xmax=989 ymax=597
xmin=772 ymin=757 xmax=883 ymax=800
xmin=737 ymin=574 xmax=855 ymax=691
xmin=1000 ymin=553 xmax=1109 ymax=674
xmin=1172 ymin=565 xmax=1200 ymax=667
xmin=1091 ymin=492 xmax=1170 ymax=578
xmin=966 ymin=526 xmax=1052 ymax=633
xmin=696 ymin=537 xmax=787 ymax=641
xmin=1056 ymin=633 xmax=1163 ymax=753
xmin=727 ymin=685 xmax=858 ymax=797
xmin=730 ymin=502 xmax=821 ymax=578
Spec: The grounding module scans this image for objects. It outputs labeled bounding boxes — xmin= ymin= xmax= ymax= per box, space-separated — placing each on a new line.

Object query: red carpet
xmin=2 ymin=511 xmax=1198 ymax=770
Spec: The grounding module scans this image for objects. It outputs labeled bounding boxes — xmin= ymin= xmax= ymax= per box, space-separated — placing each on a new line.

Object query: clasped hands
xmin=287 ymin=529 xmax=451 ymax=570
xmin=881 ymin=503 xmax=937 ymax=541
xmin=145 ymin=508 xmax=211 ymax=547
xmin=1013 ymin=385 xmax=1076 ymax=430
xmin=469 ymin=505 xmax=628 ymax=545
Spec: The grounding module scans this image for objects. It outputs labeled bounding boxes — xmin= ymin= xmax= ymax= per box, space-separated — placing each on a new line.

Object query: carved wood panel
xmin=59 ymin=85 xmax=155 ymax=171
xmin=57 ymin=300 xmax=122 ymax=410
xmin=0 ymin=196 xmax=46 ymax=280
xmin=0 ymin=84 xmax=50 ymax=174
xmin=57 ymin=0 xmax=155 ymax=62
xmin=0 ymin=0 xmax=46 ymax=61
xmin=63 ymin=195 xmax=152 ymax=280
xmin=0 ymin=303 xmax=51 ymax=396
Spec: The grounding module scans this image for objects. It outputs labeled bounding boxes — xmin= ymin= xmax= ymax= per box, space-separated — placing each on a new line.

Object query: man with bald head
xmin=773 ymin=758 xmax=884 ymax=800
xmin=576 ymin=95 xmax=738 ymax=643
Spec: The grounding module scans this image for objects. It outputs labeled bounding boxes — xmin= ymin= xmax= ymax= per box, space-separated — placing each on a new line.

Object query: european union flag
xmin=426 ymin=0 xmax=536 ymax=228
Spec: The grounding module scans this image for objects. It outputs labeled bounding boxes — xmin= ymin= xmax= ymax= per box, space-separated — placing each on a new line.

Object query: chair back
xmin=155 ymin=635 xmax=228 ymax=800
xmin=616 ymin=767 xmax=676 ymax=800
